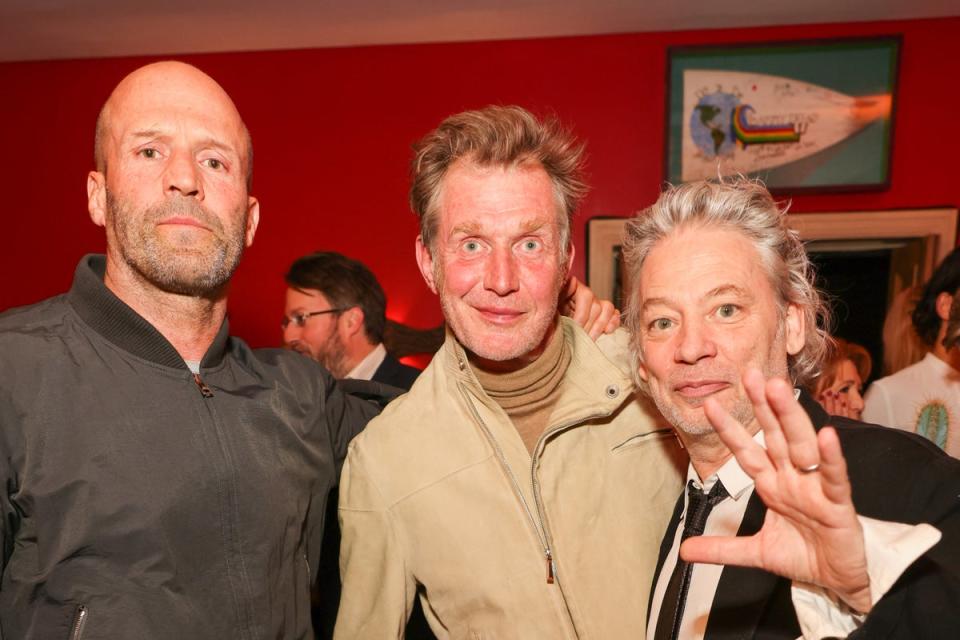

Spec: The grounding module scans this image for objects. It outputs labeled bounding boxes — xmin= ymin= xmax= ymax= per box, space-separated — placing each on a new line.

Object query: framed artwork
xmin=665 ymin=37 xmax=901 ymax=193
xmin=586 ymin=217 xmax=632 ymax=309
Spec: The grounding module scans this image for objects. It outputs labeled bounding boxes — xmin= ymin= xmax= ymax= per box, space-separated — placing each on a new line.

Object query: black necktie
xmin=653 ymin=479 xmax=729 ymax=640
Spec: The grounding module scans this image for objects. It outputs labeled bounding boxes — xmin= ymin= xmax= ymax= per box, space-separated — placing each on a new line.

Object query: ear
xmin=340 ymin=306 xmax=364 ymax=339
xmin=416 ymin=235 xmax=438 ymax=294
xmin=244 ymin=196 xmax=260 ymax=247
xmin=636 ymin=358 xmax=650 ymax=383
xmin=561 ymin=235 xmax=577 ymax=281
xmin=784 ymin=302 xmax=805 ymax=356
xmin=936 ymin=291 xmax=954 ymax=321
xmin=87 ymin=171 xmax=107 ymax=227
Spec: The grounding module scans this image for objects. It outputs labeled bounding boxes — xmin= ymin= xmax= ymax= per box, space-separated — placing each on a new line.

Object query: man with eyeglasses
xmin=282 ymin=251 xmax=432 ymax=639
xmin=282 ymin=251 xmax=422 ymax=389
xmin=281 ymin=247 xmax=618 ymax=638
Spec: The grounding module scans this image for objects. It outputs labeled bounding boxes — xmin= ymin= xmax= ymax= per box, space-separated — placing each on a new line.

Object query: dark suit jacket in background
xmin=314 ymin=353 xmax=431 ymax=639
xmin=372 ymin=352 xmax=421 ymax=390
xmin=651 ymin=392 xmax=960 ymax=639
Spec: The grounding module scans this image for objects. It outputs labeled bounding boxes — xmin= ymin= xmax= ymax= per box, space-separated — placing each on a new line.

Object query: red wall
xmin=1 ymin=17 xmax=956 ymax=348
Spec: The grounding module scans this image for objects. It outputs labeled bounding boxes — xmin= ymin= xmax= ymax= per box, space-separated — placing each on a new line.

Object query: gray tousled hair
xmin=621 ymin=178 xmax=831 ymax=389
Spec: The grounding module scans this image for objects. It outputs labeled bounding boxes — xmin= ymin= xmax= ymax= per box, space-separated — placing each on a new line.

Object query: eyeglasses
xmin=281 ymin=308 xmax=345 ymax=329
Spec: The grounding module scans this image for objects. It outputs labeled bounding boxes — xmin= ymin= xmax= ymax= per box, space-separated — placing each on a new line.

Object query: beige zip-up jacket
xmin=336 ymin=319 xmax=686 ymax=639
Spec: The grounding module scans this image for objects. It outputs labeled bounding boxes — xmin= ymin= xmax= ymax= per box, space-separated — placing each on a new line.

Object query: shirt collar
xmin=923 ymin=351 xmax=957 ymax=374
xmin=345 ymin=342 xmax=387 ymax=381
xmin=687 ymin=430 xmax=761 ymax=503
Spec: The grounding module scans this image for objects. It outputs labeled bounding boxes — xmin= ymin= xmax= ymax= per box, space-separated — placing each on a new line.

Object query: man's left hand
xmin=681 ymin=368 xmax=873 ymax=613
xmin=560 ymin=276 xmax=620 ymax=339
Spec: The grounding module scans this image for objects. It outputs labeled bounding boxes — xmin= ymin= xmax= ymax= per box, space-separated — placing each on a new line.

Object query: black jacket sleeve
xmin=847 ymin=428 xmax=960 ymax=639
xmin=321 ymin=376 xmax=386 ymax=481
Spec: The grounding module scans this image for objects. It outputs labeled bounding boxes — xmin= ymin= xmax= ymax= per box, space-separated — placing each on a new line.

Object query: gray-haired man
xmin=624 ymin=179 xmax=960 ymax=639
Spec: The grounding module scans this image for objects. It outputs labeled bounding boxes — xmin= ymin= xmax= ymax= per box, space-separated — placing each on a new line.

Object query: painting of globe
xmin=689 ymin=91 xmax=741 ymax=157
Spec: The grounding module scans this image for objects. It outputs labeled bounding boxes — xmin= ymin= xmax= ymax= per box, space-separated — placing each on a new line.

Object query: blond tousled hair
xmin=409 ymin=105 xmax=587 ymax=260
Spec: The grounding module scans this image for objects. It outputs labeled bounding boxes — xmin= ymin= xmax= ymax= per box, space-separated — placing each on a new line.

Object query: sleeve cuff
xmin=791 ymin=516 xmax=941 ymax=639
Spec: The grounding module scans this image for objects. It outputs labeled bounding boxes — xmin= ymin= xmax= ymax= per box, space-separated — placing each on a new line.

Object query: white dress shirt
xmin=344 ymin=342 xmax=387 ymax=381
xmin=646 ymin=430 xmax=940 ymax=640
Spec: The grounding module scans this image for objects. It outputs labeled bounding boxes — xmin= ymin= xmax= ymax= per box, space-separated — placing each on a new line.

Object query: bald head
xmin=94 ymin=61 xmax=253 ymax=189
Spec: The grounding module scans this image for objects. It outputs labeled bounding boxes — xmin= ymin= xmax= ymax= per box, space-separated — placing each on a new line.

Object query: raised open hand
xmin=681 ymin=368 xmax=872 ymax=613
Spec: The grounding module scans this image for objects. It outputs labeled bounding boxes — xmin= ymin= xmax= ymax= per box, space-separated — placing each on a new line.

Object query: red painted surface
xmin=1 ymin=18 xmax=956 ymax=349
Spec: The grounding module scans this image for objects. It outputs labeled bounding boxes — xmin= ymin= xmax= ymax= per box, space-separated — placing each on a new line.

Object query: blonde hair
xmin=622 ymin=178 xmax=831 ymax=389
xmin=807 ymin=338 xmax=872 ymax=395
xmin=409 ymin=105 xmax=586 ymax=260
xmin=882 ymin=285 xmax=927 ymax=375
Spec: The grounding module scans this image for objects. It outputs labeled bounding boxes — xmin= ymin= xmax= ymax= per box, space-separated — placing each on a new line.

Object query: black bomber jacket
xmin=0 ymin=255 xmax=381 ymax=639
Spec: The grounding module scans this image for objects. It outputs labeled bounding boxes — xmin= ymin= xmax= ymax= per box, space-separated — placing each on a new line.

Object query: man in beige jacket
xmin=335 ymin=106 xmax=687 ymax=638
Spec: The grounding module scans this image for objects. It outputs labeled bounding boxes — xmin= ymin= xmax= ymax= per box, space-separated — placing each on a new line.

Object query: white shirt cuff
xmin=791 ymin=516 xmax=941 ymax=639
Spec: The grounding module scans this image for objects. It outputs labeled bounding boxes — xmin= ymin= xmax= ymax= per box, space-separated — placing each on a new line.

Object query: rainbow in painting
xmin=732 ymin=105 xmax=801 ymax=147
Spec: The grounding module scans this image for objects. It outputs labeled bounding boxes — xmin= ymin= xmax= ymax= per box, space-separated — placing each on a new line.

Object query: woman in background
xmin=808 ymin=338 xmax=873 ymax=420
xmin=881 ymin=285 xmax=926 ymax=376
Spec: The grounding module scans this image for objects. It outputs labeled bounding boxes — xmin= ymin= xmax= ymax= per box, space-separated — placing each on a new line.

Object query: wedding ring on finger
xmin=797 ymin=463 xmax=821 ymax=474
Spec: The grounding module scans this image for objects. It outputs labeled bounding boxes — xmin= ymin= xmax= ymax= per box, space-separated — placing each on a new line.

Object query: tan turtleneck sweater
xmin=472 ymin=322 xmax=572 ymax=454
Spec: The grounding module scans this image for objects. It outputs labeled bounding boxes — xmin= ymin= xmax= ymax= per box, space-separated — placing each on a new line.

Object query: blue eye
xmin=464 ymin=241 xmax=481 ymax=252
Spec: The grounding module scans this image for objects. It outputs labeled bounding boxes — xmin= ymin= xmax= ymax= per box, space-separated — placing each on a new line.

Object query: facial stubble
xmin=649 ymin=323 xmax=790 ymax=440
xmin=432 ymin=245 xmax=568 ymax=365
xmin=106 ymin=188 xmax=247 ymax=298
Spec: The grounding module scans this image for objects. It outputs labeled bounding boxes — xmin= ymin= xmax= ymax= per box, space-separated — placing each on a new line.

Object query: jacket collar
xmin=798 ymin=388 xmax=830 ymax=430
xmin=439 ymin=317 xmax=637 ymax=428
xmin=67 ymin=254 xmax=230 ymax=370
xmin=705 ymin=488 xmax=800 ymax=639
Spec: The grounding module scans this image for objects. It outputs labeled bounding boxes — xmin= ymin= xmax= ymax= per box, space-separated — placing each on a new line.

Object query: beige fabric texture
xmin=336 ymin=319 xmax=686 ymax=639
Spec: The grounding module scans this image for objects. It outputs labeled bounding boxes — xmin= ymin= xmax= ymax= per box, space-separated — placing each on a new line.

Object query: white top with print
xmin=863 ymin=352 xmax=960 ymax=459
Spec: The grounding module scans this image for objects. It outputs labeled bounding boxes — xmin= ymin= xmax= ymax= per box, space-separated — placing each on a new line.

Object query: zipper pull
xmin=546 ymin=549 xmax=555 ymax=584
xmin=70 ymin=605 xmax=88 ymax=640
xmin=193 ymin=373 xmax=214 ymax=398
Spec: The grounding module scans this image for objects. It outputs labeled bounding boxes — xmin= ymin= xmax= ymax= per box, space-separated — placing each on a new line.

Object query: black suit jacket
xmin=314 ymin=353 xmax=429 ymax=639
xmin=371 ymin=352 xmax=421 ymax=390
xmin=651 ymin=392 xmax=960 ymax=639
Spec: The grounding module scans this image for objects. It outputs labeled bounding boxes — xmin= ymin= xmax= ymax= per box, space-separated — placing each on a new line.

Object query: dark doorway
xmin=808 ymin=237 xmax=933 ymax=385
xmin=809 ymin=249 xmax=888 ymax=385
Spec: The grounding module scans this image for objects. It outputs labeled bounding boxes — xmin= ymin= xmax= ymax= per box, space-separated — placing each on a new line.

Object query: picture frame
xmin=585 ymin=217 xmax=633 ymax=310
xmin=585 ymin=208 xmax=957 ymax=310
xmin=665 ymin=37 xmax=901 ymax=193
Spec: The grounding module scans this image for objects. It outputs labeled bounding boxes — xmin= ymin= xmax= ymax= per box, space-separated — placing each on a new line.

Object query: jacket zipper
xmin=459 ymin=385 xmax=547 ymax=556
xmin=529 ymin=417 xmax=605 ymax=582
xmin=193 ymin=373 xmax=214 ymax=398
xmin=458 ymin=384 xmax=612 ymax=586
xmin=70 ymin=605 xmax=88 ymax=640
xmin=189 ymin=373 xmax=255 ymax=640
